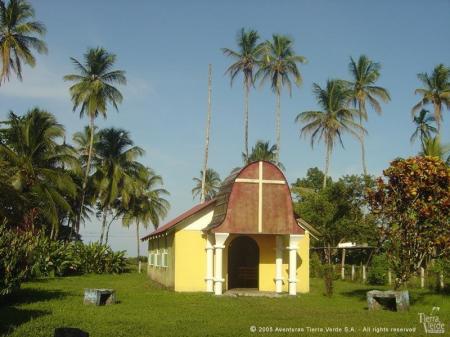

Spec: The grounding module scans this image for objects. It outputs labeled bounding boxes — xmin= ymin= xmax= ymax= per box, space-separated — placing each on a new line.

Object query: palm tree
xmin=222 ymin=28 xmax=264 ymax=160
xmin=296 ymin=80 xmax=365 ymax=188
xmin=0 ymin=108 xmax=76 ymax=237
xmin=257 ymin=34 xmax=306 ymax=162
xmin=0 ymin=0 xmax=47 ymax=83
xmin=64 ymin=47 xmax=126 ymax=232
xmin=410 ymin=109 xmax=437 ymax=146
xmin=243 ymin=140 xmax=281 ymax=167
xmin=93 ymin=128 xmax=144 ymax=244
xmin=70 ymin=126 xmax=100 ymax=231
xmin=192 ymin=168 xmax=221 ymax=202
xmin=412 ymin=64 xmax=450 ymax=133
xmin=346 ymin=55 xmax=391 ymax=175
xmin=420 ymin=136 xmax=450 ymax=165
xmin=122 ymin=168 xmax=169 ymax=261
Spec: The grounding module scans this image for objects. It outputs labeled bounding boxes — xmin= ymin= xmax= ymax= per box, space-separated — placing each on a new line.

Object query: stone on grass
xmin=83 ymin=288 xmax=116 ymax=306
xmin=367 ymin=290 xmax=409 ymax=311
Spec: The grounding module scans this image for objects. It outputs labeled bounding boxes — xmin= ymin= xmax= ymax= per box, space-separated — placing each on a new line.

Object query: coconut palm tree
xmin=222 ymin=28 xmax=264 ymax=160
xmin=93 ymin=128 xmax=144 ymax=244
xmin=257 ymin=34 xmax=306 ymax=162
xmin=0 ymin=0 xmax=47 ymax=83
xmin=346 ymin=55 xmax=391 ymax=175
xmin=69 ymin=126 xmax=100 ymax=231
xmin=64 ymin=47 xmax=126 ymax=232
xmin=192 ymin=168 xmax=221 ymax=202
xmin=296 ymin=80 xmax=365 ymax=188
xmin=410 ymin=109 xmax=437 ymax=146
xmin=122 ymin=168 xmax=169 ymax=261
xmin=0 ymin=108 xmax=76 ymax=237
xmin=420 ymin=136 xmax=450 ymax=165
xmin=243 ymin=140 xmax=280 ymax=166
xmin=412 ymin=64 xmax=450 ymax=133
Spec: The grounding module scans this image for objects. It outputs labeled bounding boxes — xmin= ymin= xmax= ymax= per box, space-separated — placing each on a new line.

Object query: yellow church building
xmin=141 ymin=161 xmax=315 ymax=296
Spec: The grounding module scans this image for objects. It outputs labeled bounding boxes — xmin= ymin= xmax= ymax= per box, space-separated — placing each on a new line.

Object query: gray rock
xmin=367 ymin=290 xmax=409 ymax=311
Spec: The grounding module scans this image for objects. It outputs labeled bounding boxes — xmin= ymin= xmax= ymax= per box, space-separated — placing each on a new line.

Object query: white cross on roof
xmin=235 ymin=161 xmax=286 ymax=232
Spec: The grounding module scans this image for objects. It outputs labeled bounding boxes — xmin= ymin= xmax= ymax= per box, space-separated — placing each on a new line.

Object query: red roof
xmin=140 ymin=199 xmax=216 ymax=241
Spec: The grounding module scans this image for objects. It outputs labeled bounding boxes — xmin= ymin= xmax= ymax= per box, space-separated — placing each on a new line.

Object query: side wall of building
xmin=147 ymin=232 xmax=175 ymax=288
xmin=174 ymin=229 xmax=207 ymax=292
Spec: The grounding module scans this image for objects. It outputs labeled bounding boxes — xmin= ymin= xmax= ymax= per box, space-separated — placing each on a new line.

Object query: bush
xmin=310 ymin=252 xmax=322 ymax=278
xmin=0 ymin=224 xmax=39 ymax=295
xmin=1 ymin=224 xmax=127 ymax=296
xmin=368 ymin=254 xmax=389 ymax=285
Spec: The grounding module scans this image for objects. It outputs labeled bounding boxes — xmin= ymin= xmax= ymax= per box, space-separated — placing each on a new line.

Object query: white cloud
xmin=0 ymin=65 xmax=155 ymax=101
xmin=123 ymin=76 xmax=155 ymax=98
xmin=0 ymin=64 xmax=70 ymax=100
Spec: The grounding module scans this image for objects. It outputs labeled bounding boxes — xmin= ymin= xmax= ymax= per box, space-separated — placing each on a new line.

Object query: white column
xmin=205 ymin=234 xmax=214 ymax=292
xmin=214 ymin=233 xmax=229 ymax=295
xmin=275 ymin=236 xmax=284 ymax=293
xmin=287 ymin=235 xmax=301 ymax=296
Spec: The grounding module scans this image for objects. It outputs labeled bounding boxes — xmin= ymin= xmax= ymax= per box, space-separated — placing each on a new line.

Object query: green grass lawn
xmin=0 ymin=272 xmax=448 ymax=337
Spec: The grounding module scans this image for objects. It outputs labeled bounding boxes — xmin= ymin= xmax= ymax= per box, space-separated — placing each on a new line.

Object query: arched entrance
xmin=228 ymin=236 xmax=259 ymax=289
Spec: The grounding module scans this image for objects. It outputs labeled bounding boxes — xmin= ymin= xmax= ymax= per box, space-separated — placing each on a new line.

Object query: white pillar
xmin=287 ymin=235 xmax=301 ymax=296
xmin=205 ymin=234 xmax=214 ymax=292
xmin=213 ymin=233 xmax=229 ymax=295
xmin=275 ymin=236 xmax=284 ymax=293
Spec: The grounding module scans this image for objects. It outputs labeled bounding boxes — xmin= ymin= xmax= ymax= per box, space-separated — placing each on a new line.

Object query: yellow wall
xmin=174 ymin=230 xmax=207 ymax=292
xmin=147 ymin=233 xmax=175 ymax=288
xmin=148 ymin=230 xmax=310 ymax=294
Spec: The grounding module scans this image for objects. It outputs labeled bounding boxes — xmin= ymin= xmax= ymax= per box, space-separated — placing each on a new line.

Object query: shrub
xmin=1 ymin=224 xmax=127 ymax=296
xmin=367 ymin=254 xmax=389 ymax=286
xmin=0 ymin=224 xmax=39 ymax=295
xmin=310 ymin=252 xmax=322 ymax=278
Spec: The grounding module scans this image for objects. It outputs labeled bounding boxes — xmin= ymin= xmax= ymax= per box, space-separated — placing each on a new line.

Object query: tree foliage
xmin=192 ymin=168 xmax=221 ymax=202
xmin=0 ymin=0 xmax=47 ymax=83
xmin=293 ymin=169 xmax=377 ymax=250
xmin=367 ymin=156 xmax=450 ymax=289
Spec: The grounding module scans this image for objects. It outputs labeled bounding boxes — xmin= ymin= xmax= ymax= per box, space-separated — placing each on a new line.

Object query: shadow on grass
xmin=341 ymin=288 xmax=375 ymax=302
xmin=0 ymin=288 xmax=69 ymax=336
xmin=0 ymin=306 xmax=50 ymax=336
xmin=0 ymin=288 xmax=68 ymax=307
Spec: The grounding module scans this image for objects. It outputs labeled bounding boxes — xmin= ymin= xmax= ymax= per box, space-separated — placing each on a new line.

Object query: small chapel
xmin=141 ymin=160 xmax=316 ymax=295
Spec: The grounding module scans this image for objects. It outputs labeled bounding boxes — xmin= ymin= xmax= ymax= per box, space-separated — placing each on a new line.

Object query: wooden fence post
xmin=362 ymin=265 xmax=366 ymax=283
xmin=388 ymin=270 xmax=392 ymax=286
xmin=420 ymin=267 xmax=425 ymax=288
xmin=351 ymin=265 xmax=355 ymax=281
xmin=440 ymin=272 xmax=444 ymax=290
xmin=341 ymin=249 xmax=346 ymax=280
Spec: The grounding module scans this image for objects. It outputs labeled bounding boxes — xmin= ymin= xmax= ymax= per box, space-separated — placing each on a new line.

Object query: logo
xmin=418 ymin=307 xmax=445 ymax=334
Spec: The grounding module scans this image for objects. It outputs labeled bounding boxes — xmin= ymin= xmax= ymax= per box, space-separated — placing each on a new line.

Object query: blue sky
xmin=1 ymin=0 xmax=449 ymax=255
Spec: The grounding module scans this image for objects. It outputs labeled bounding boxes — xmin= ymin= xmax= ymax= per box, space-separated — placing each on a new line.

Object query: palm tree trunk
xmin=275 ymin=81 xmax=281 ymax=163
xmin=200 ymin=64 xmax=212 ymax=203
xmin=104 ymin=213 xmax=118 ymax=245
xmin=136 ymin=221 xmax=140 ymax=262
xmin=243 ymin=80 xmax=249 ymax=162
xmin=434 ymin=103 xmax=441 ymax=134
xmin=76 ymin=115 xmax=95 ymax=232
xmin=99 ymin=206 xmax=108 ymax=244
xmin=358 ymin=100 xmax=367 ymax=176
xmin=323 ymin=142 xmax=331 ymax=188
xmin=358 ymin=113 xmax=368 ymax=176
